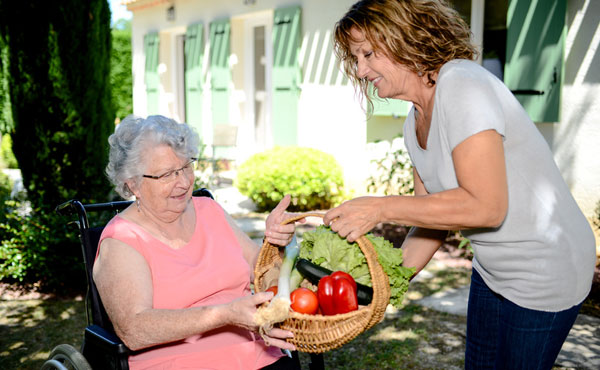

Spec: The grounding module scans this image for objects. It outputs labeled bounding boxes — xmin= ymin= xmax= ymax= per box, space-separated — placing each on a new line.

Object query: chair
xmin=42 ymin=188 xmax=324 ymax=370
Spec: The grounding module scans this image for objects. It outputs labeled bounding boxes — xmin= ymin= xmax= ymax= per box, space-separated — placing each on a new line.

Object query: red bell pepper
xmin=317 ymin=271 xmax=359 ymax=315
xmin=331 ymin=271 xmax=357 ymax=292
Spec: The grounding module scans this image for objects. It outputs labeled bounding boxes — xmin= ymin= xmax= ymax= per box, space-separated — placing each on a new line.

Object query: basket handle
xmin=281 ymin=212 xmax=390 ymax=329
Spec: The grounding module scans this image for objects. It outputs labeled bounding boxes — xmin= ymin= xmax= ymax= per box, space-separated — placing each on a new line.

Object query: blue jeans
xmin=465 ymin=269 xmax=581 ymax=370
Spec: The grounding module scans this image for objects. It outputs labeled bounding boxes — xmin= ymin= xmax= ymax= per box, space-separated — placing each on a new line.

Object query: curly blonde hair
xmin=334 ymin=0 xmax=478 ymax=112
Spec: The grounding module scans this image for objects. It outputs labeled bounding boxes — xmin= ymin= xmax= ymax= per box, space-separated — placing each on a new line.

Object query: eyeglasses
xmin=142 ymin=158 xmax=197 ymax=184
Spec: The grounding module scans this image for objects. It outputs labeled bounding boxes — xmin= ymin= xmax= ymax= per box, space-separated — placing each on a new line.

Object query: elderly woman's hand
xmin=264 ymin=195 xmax=305 ymax=247
xmin=226 ymin=291 xmax=296 ymax=351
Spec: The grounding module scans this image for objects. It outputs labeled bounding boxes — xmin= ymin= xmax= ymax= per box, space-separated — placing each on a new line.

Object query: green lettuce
xmin=299 ymin=225 xmax=415 ymax=308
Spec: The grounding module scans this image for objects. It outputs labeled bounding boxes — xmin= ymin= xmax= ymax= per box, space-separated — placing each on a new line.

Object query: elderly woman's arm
xmin=93 ymin=238 xmax=294 ymax=351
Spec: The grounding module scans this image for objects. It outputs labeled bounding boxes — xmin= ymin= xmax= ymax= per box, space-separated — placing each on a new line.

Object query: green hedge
xmin=235 ymin=147 xmax=345 ymax=212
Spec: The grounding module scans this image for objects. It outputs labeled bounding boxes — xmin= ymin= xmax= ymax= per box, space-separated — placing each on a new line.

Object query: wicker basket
xmin=253 ymin=213 xmax=391 ymax=353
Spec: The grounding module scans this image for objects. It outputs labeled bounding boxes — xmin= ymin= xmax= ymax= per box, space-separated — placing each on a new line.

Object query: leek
xmin=255 ymin=234 xmax=300 ymax=330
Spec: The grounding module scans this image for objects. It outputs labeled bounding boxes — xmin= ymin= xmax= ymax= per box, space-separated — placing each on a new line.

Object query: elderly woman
xmin=93 ymin=115 xmax=299 ymax=369
xmin=324 ymin=1 xmax=596 ymax=369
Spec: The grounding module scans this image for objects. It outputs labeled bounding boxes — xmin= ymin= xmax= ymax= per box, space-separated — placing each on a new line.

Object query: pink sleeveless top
xmin=97 ymin=196 xmax=282 ymax=369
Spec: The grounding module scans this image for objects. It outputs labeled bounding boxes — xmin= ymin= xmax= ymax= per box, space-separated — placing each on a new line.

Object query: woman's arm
xmin=400 ymin=168 xmax=447 ymax=275
xmin=324 ymin=129 xmax=508 ymax=242
xmin=402 ymin=227 xmax=447 ymax=277
xmin=93 ymin=238 xmax=290 ymax=351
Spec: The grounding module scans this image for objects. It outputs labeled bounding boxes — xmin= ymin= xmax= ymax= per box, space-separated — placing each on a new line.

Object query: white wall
xmin=537 ymin=0 xmax=600 ymax=221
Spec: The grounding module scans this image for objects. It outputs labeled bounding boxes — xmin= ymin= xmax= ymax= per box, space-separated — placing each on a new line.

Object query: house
xmin=123 ymin=0 xmax=600 ymax=235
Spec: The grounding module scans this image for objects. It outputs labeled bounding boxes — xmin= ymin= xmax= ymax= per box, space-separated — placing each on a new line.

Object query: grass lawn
xmin=0 ymin=295 xmax=86 ymax=369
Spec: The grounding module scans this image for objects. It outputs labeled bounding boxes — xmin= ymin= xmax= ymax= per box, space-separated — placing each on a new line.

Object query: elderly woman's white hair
xmin=106 ymin=115 xmax=200 ymax=198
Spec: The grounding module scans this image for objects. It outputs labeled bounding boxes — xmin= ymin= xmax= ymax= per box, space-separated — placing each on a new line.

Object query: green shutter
xmin=504 ymin=0 xmax=566 ymax=122
xmin=185 ymin=23 xmax=204 ymax=134
xmin=209 ymin=19 xmax=230 ymax=125
xmin=144 ymin=32 xmax=160 ymax=115
xmin=272 ymin=6 xmax=301 ymax=146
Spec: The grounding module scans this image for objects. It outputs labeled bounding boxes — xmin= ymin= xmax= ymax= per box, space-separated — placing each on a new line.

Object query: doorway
xmin=243 ymin=11 xmax=273 ymax=152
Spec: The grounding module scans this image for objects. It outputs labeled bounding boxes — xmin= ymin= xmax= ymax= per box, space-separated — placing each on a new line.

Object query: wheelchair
xmin=42 ymin=188 xmax=324 ymax=370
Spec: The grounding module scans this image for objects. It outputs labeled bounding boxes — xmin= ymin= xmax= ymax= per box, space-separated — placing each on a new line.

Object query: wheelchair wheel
xmin=40 ymin=344 xmax=92 ymax=370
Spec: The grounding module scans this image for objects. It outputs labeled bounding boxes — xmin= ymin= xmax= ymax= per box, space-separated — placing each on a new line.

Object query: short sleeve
xmin=436 ymin=60 xmax=506 ymax=151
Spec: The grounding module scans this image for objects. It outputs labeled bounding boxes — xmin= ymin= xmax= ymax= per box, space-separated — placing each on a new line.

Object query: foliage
xmin=0 ymin=200 xmax=84 ymax=292
xmin=235 ymin=146 xmax=345 ymax=212
xmin=0 ymin=169 xmax=11 ymax=201
xmin=0 ymin=134 xmax=17 ymax=168
xmin=0 ymin=1 xmax=115 ymax=292
xmin=0 ymin=1 xmax=114 ymax=212
xmin=111 ymin=19 xmax=133 ymax=121
xmin=457 ymin=236 xmax=473 ymax=253
xmin=0 ymin=43 xmax=11 ymax=133
xmin=367 ymin=138 xmax=414 ymax=196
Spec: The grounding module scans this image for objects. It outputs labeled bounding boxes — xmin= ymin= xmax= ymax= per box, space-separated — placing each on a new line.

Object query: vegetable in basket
xmin=254 ymin=235 xmax=302 ymax=329
xmin=296 ymin=258 xmax=373 ymax=305
xmin=290 ymin=287 xmax=319 ymax=314
xmin=299 ymin=225 xmax=415 ymax=308
xmin=318 ymin=271 xmax=358 ymax=315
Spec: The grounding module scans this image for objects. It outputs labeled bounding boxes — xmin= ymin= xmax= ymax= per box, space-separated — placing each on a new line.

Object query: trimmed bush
xmin=235 ymin=147 xmax=345 ymax=212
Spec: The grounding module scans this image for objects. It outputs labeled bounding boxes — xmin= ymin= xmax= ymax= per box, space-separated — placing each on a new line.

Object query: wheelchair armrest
xmin=85 ymin=324 xmax=130 ymax=356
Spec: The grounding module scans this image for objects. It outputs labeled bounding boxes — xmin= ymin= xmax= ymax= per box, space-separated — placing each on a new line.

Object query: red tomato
xmin=290 ymin=288 xmax=319 ymax=314
xmin=266 ymin=286 xmax=278 ymax=296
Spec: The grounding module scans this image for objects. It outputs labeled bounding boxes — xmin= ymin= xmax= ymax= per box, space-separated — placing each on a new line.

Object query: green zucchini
xmin=295 ymin=258 xmax=373 ymax=305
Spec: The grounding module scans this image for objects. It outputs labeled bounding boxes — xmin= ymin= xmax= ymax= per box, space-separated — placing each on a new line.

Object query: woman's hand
xmin=264 ymin=194 xmax=305 ymax=247
xmin=226 ymin=291 xmax=296 ymax=350
xmin=323 ymin=196 xmax=384 ymax=243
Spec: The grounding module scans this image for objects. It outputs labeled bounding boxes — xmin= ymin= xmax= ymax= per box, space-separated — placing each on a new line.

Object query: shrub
xmin=0 ymin=200 xmax=87 ymax=293
xmin=367 ymin=137 xmax=414 ymax=196
xmin=235 ymin=146 xmax=345 ymax=212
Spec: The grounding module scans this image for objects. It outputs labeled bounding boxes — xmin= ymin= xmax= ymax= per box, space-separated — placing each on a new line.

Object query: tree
xmin=0 ymin=1 xmax=114 ymax=292
xmin=0 ymin=1 xmax=114 ymax=209
xmin=111 ymin=19 xmax=133 ymax=122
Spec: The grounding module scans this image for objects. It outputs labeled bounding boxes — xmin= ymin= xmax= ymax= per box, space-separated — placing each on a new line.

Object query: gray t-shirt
xmin=403 ymin=59 xmax=595 ymax=311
